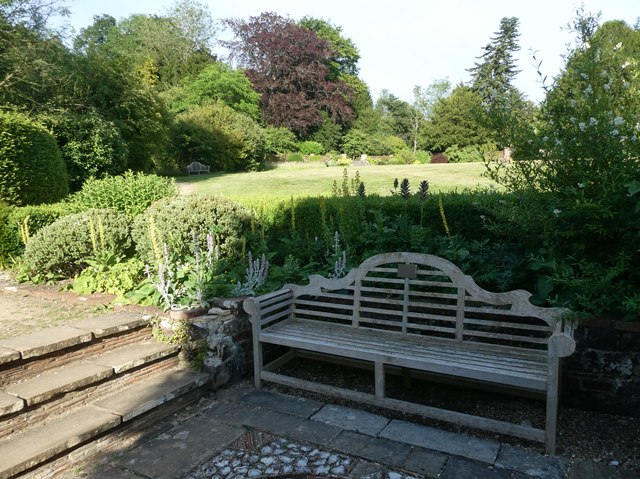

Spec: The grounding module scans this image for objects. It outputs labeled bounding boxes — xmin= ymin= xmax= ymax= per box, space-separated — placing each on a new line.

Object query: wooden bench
xmin=186 ymin=161 xmax=210 ymax=175
xmin=244 ymin=252 xmax=575 ymax=455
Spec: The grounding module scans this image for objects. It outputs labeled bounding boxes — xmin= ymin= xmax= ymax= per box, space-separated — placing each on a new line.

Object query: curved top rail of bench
xmin=284 ymin=252 xmax=570 ymax=329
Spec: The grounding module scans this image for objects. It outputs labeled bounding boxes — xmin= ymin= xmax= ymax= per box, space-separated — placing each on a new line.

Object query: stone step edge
xmin=0 ymin=341 xmax=180 ymax=418
xmin=0 ymin=312 xmax=151 ymax=364
xmin=0 ymin=369 xmax=209 ymax=479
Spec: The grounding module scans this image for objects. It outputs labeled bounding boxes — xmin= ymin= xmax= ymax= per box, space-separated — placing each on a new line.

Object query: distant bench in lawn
xmin=244 ymin=252 xmax=576 ymax=455
xmin=186 ymin=161 xmax=210 ymax=175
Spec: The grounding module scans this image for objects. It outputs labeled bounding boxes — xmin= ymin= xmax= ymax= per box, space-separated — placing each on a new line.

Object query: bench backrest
xmin=286 ymin=252 xmax=570 ymax=353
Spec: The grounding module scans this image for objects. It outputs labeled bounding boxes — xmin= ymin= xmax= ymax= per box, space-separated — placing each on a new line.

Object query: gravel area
xmin=184 ymin=431 xmax=422 ymax=479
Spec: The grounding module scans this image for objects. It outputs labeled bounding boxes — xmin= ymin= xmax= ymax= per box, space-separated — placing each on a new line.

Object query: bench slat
xmin=262 ymin=319 xmax=547 ymax=390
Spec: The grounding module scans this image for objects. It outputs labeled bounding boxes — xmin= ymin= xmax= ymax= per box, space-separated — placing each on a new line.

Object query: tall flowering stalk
xmin=232 ymin=251 xmax=269 ymax=296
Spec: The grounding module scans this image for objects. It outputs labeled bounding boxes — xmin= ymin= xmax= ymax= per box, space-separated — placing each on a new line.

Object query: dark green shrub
xmin=298 ymin=141 xmax=324 ymax=155
xmin=131 ymin=195 xmax=251 ymax=266
xmin=0 ymin=110 xmax=68 ymax=205
xmin=0 ymin=202 xmax=16 ymax=267
xmin=69 ymin=171 xmax=177 ymax=218
xmin=172 ymin=101 xmax=266 ymax=172
xmin=22 ymin=209 xmax=132 ymax=277
xmin=40 ymin=110 xmax=128 ymax=191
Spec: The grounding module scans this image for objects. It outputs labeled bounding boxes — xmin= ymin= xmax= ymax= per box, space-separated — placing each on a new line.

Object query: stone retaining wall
xmin=563 ymin=319 xmax=640 ymax=416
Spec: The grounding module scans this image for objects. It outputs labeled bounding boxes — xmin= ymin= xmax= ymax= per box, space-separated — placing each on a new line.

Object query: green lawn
xmin=177 ymin=162 xmax=500 ymax=204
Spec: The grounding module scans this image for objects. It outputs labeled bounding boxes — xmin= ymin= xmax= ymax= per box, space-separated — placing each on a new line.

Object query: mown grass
xmin=177 ymin=161 xmax=501 ymax=205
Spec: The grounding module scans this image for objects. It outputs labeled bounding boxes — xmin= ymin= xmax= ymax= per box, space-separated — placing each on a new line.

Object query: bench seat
xmin=262 ymin=317 xmax=548 ymax=391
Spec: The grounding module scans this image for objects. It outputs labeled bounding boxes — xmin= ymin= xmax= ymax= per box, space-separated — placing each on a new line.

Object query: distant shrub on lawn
xmin=298 ymin=141 xmax=324 ymax=155
xmin=70 ymin=171 xmax=177 ymax=218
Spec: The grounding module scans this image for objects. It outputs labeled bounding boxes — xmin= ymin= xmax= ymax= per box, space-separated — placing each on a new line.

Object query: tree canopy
xmin=223 ymin=12 xmax=355 ymax=137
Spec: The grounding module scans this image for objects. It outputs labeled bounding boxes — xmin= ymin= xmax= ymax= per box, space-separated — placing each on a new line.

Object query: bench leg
xmin=374 ymin=361 xmax=385 ymax=399
xmin=253 ymin=338 xmax=263 ymax=389
xmin=545 ymin=357 xmax=560 ymax=455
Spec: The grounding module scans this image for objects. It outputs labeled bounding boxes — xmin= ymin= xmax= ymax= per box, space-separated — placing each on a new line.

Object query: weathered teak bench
xmin=244 ymin=252 xmax=576 ymax=455
xmin=186 ymin=161 xmax=210 ymax=175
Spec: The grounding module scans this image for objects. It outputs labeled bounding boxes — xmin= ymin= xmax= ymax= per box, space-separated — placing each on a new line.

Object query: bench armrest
xmin=548 ymin=333 xmax=576 ymax=358
xmin=243 ymin=288 xmax=294 ymax=330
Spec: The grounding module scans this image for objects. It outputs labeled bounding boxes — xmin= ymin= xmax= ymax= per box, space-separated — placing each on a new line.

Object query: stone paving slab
xmin=71 ymin=312 xmax=148 ymax=338
xmin=440 ymin=456 xmax=530 ymax=479
xmin=81 ymin=466 xmax=142 ymax=479
xmin=0 ymin=326 xmax=93 ymax=359
xmin=496 ymin=444 xmax=570 ymax=479
xmin=90 ymin=341 xmax=178 ymax=374
xmin=0 ymin=405 xmax=120 ymax=479
xmin=402 ymin=447 xmax=450 ymax=478
xmin=0 ymin=346 xmax=20 ymax=365
xmin=329 ymin=430 xmax=412 ymax=468
xmin=245 ymin=408 xmax=343 ymax=446
xmin=380 ymin=419 xmax=500 ymax=464
xmin=311 ymin=403 xmax=390 ymax=436
xmin=201 ymin=398 xmax=260 ymax=426
xmin=93 ymin=370 xmax=208 ymax=422
xmin=0 ymin=391 xmax=24 ymax=417
xmin=5 ymin=362 xmax=113 ymax=406
xmin=115 ymin=417 xmax=243 ymax=479
xmin=241 ymin=389 xmax=324 ymax=418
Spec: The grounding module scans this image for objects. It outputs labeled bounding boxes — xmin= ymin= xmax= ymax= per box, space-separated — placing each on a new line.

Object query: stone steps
xmin=0 ymin=312 xmax=210 ymax=478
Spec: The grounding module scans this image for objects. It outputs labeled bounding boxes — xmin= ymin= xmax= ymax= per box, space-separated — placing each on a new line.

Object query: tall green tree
xmin=469 ymin=17 xmax=527 ymax=147
xmin=298 ymin=16 xmax=360 ymax=78
xmin=375 ymin=89 xmax=413 ymax=144
xmin=411 ymin=79 xmax=451 ymax=153
xmin=422 ymin=85 xmax=492 ymax=152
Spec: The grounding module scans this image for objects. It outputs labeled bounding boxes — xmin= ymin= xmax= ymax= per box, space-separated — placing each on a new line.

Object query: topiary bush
xmin=131 ymin=195 xmax=251 ymax=266
xmin=22 ymin=209 xmax=132 ymax=278
xmin=69 ymin=171 xmax=178 ymax=218
xmin=0 ymin=110 xmax=69 ymax=205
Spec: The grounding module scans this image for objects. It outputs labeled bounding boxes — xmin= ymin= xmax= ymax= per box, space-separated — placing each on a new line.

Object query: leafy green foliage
xmin=131 ymin=194 xmax=250 ymax=266
xmin=166 ymin=62 xmax=261 ymax=119
xmin=445 ymin=143 xmax=495 ymax=163
xmin=40 ymin=110 xmax=128 ymax=191
xmin=71 ymin=252 xmax=144 ymax=295
xmin=22 ymin=209 xmax=132 ymax=277
xmin=264 ymin=127 xmax=298 ymax=155
xmin=172 ymin=102 xmax=266 ymax=171
xmin=298 ymin=141 xmax=324 ymax=155
xmin=69 ymin=171 xmax=177 ymax=218
xmin=0 ymin=110 xmax=69 ymax=205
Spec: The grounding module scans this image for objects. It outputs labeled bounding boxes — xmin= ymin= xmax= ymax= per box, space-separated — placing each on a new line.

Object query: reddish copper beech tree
xmin=223 ymin=12 xmax=354 ymax=137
